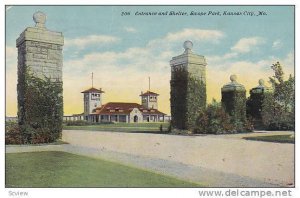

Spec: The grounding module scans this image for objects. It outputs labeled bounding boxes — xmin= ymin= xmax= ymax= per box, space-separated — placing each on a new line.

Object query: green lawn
xmin=63 ymin=122 xmax=169 ymax=133
xmin=6 ymin=151 xmax=201 ymax=187
xmin=243 ymin=135 xmax=295 ymax=144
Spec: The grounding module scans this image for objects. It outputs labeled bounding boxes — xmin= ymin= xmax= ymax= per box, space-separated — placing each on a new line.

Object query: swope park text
xmin=120 ymin=10 xmax=267 ymax=16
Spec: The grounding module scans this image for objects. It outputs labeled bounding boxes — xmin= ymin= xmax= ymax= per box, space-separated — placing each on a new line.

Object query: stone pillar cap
xmin=250 ymin=79 xmax=273 ymax=93
xmin=16 ymin=11 xmax=64 ymax=46
xmin=255 ymin=79 xmax=266 ymax=89
xmin=222 ymin=74 xmax=245 ymax=92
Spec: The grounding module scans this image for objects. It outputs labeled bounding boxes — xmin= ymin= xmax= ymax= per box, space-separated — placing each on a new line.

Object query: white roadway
xmin=61 ymin=130 xmax=294 ymax=187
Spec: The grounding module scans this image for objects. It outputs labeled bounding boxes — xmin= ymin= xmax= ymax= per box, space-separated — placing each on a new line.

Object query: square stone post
xmin=221 ymin=75 xmax=247 ymax=125
xmin=16 ymin=12 xmax=64 ymax=143
xmin=170 ymin=41 xmax=207 ymax=130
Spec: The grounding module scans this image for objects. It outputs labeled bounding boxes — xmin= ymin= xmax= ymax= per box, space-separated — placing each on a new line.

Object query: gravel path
xmin=6 ymin=144 xmax=279 ymax=187
xmin=6 ymin=130 xmax=294 ymax=187
xmin=62 ymin=130 xmax=294 ymax=187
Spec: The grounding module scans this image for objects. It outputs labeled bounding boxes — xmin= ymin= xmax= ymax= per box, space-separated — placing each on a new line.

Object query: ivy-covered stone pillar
xmin=221 ymin=75 xmax=246 ymax=126
xmin=16 ymin=11 xmax=64 ymax=143
xmin=246 ymin=79 xmax=272 ymax=128
xmin=170 ymin=41 xmax=207 ymax=130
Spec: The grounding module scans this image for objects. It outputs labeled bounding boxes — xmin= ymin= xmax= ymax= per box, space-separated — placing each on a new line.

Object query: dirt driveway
xmin=62 ymin=130 xmax=294 ymax=187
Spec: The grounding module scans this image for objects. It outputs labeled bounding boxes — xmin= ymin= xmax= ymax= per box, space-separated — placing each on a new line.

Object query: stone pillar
xmin=16 ymin=12 xmax=64 ymax=143
xmin=246 ymin=79 xmax=272 ymax=128
xmin=221 ymin=75 xmax=246 ymax=124
xmin=170 ymin=41 xmax=207 ymax=130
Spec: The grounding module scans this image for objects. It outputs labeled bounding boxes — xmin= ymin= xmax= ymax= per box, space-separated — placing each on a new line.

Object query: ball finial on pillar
xmin=259 ymin=79 xmax=265 ymax=86
xmin=183 ymin=40 xmax=193 ymax=51
xmin=230 ymin=74 xmax=237 ymax=82
xmin=33 ymin=11 xmax=47 ymax=28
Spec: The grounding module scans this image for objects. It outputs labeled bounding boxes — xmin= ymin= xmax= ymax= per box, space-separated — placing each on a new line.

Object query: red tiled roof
xmin=141 ymin=109 xmax=166 ymax=115
xmin=81 ymin=87 xmax=104 ymax=93
xmin=94 ymin=102 xmax=142 ymax=115
xmin=93 ymin=102 xmax=165 ymax=115
xmin=140 ymin=91 xmax=159 ymax=96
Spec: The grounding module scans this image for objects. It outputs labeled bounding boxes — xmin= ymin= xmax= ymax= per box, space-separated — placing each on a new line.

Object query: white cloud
xmin=206 ymin=52 xmax=238 ymax=65
xmin=231 ymin=37 xmax=265 ymax=53
xmin=64 ymin=35 xmax=120 ymax=49
xmin=147 ymin=28 xmax=225 ymax=53
xmin=164 ymin=28 xmax=224 ymax=43
xmin=272 ymin=39 xmax=283 ymax=49
xmin=124 ymin=27 xmax=137 ymax=33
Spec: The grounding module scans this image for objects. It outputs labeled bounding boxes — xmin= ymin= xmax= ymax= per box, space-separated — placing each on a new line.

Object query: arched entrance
xmin=134 ymin=115 xmax=138 ymax=123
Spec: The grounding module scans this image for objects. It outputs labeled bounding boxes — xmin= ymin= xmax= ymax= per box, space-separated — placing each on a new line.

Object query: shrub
xmin=193 ymin=101 xmax=253 ymax=134
xmin=64 ymin=120 xmax=90 ymax=126
xmin=17 ymin=71 xmax=63 ymax=144
xmin=193 ymin=103 xmax=236 ymax=134
xmin=243 ymin=117 xmax=255 ymax=132
xmin=63 ymin=120 xmax=114 ymax=126
xmin=5 ymin=121 xmax=23 ymax=145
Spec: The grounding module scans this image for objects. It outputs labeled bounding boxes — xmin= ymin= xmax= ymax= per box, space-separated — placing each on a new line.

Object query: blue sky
xmin=6 ymin=5 xmax=295 ymax=115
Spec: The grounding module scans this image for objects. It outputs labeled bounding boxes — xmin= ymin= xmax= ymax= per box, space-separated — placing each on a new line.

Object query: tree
xmin=262 ymin=62 xmax=294 ymax=130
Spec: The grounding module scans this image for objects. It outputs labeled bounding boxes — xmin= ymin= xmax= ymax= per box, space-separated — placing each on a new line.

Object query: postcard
xmin=4 ymin=4 xmax=296 ymax=198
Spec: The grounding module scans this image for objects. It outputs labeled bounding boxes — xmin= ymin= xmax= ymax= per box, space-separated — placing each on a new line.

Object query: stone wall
xmin=17 ymin=40 xmax=63 ymax=81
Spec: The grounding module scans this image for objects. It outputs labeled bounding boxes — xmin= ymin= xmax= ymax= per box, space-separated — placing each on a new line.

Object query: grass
xmin=63 ymin=122 xmax=170 ymax=133
xmin=243 ymin=135 xmax=295 ymax=144
xmin=6 ymin=151 xmax=202 ymax=187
